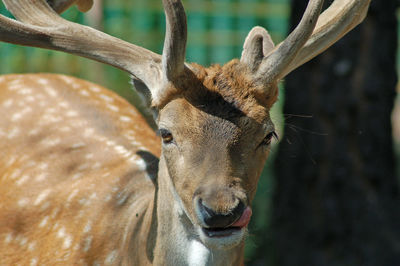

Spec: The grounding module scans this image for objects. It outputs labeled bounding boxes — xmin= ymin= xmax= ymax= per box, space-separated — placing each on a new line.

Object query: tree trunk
xmin=271 ymin=1 xmax=400 ymax=265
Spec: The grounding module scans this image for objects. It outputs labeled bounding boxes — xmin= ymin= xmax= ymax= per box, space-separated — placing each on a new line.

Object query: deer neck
xmin=152 ymin=156 xmax=245 ymax=266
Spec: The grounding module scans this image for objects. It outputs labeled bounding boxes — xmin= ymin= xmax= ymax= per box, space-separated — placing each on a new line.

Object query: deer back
xmin=0 ymin=73 xmax=159 ymax=265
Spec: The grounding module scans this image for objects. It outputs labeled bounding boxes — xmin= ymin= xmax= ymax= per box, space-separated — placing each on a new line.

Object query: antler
xmin=162 ymin=0 xmax=187 ymax=82
xmin=47 ymin=0 xmax=94 ymax=13
xmin=285 ymin=0 xmax=371 ymax=76
xmin=241 ymin=0 xmax=371 ymax=84
xmin=0 ymin=0 xmax=188 ymax=91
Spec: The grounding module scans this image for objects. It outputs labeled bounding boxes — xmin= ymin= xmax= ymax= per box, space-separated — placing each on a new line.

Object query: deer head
xmin=0 ymin=0 xmax=370 ymax=262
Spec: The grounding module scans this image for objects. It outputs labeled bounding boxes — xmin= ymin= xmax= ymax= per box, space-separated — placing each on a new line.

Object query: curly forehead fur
xmin=155 ymin=59 xmax=278 ymax=123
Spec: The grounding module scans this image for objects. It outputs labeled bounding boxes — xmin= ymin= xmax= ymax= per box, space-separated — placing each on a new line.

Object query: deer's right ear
xmin=240 ymin=26 xmax=275 ymax=73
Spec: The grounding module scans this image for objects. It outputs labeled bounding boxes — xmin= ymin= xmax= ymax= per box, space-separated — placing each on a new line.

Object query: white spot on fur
xmin=39 ymin=163 xmax=48 ymax=170
xmin=2 ymin=99 xmax=13 ymax=108
xmin=41 ymin=137 xmax=61 ymax=147
xmin=40 ymin=202 xmax=51 ymax=211
xmin=83 ymin=235 xmax=93 ymax=252
xmin=37 ymin=78 xmax=49 ymax=85
xmin=18 ymin=236 xmax=28 ymax=247
xmin=28 ymin=128 xmax=40 ymax=136
xmin=6 ymin=156 xmax=17 ymax=167
xmin=66 ymin=110 xmax=78 ymax=117
xmin=18 ymin=198 xmax=29 ymax=207
xmin=7 ymin=127 xmax=20 ymax=139
xmin=57 ymin=227 xmax=72 ymax=249
xmin=44 ymin=86 xmax=58 ymax=97
xmin=71 ymin=142 xmax=85 ymax=149
xmin=45 ymin=107 xmax=56 ymax=114
xmin=28 ymin=241 xmax=36 ymax=251
xmin=67 ymin=189 xmax=79 ymax=202
xmin=85 ymin=153 xmax=94 ymax=159
xmin=4 ymin=233 xmax=13 ymax=243
xmin=59 ymin=76 xmax=74 ymax=84
xmin=83 ymin=221 xmax=92 ymax=233
xmin=60 ymin=126 xmax=72 ymax=132
xmin=78 ymin=197 xmax=88 ymax=206
xmin=63 ymin=235 xmax=72 ymax=249
xmin=26 ymin=160 xmax=37 ymax=167
xmin=34 ymin=189 xmax=51 ymax=205
xmin=57 ymin=227 xmax=66 ymax=238
xmin=11 ymin=107 xmax=32 ymax=121
xmin=106 ymin=140 xmax=116 ymax=147
xmin=19 ymin=88 xmax=33 ymax=95
xmin=30 ymin=258 xmax=38 ymax=266
xmin=79 ymin=90 xmax=90 ymax=96
xmin=99 ymin=94 xmax=113 ymax=102
xmin=105 ymin=250 xmax=118 ymax=264
xmin=83 ymin=128 xmax=95 ymax=137
xmin=107 ymin=104 xmax=119 ymax=112
xmin=59 ymin=101 xmax=69 ymax=108
xmin=187 ymin=240 xmax=210 ymax=266
xmin=7 ymin=84 xmax=21 ymax=91
xmin=16 ymin=175 xmax=30 ymax=186
xmin=104 ymin=194 xmax=112 ymax=202
xmin=91 ymin=162 xmax=101 ymax=170
xmin=35 ymin=172 xmax=48 ymax=182
xmin=72 ymin=172 xmax=83 ymax=180
xmin=89 ymin=86 xmax=101 ymax=92
xmin=26 ymin=95 xmax=35 ymax=102
xmin=78 ymin=163 xmax=89 ymax=171
xmin=114 ymin=145 xmax=128 ymax=155
xmin=119 ymin=116 xmax=131 ymax=122
xmin=51 ymin=207 xmax=60 ymax=219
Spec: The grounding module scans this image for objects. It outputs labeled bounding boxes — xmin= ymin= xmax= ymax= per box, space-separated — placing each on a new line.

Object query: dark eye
xmin=261 ymin=131 xmax=278 ymax=146
xmin=159 ymin=128 xmax=174 ymax=144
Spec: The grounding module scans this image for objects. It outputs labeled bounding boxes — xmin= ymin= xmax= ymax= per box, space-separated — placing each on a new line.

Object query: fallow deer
xmin=0 ymin=0 xmax=370 ymax=265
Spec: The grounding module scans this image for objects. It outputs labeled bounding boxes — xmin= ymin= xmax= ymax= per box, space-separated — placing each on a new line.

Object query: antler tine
xmin=0 ymin=0 xmax=162 ymax=90
xmin=256 ymin=0 xmax=324 ymax=84
xmin=48 ymin=0 xmax=94 ymax=13
xmin=162 ymin=0 xmax=187 ymax=82
xmin=283 ymin=0 xmax=371 ymax=77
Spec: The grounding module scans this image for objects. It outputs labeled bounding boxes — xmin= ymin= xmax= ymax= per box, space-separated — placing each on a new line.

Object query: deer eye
xmin=261 ymin=131 xmax=278 ymax=146
xmin=159 ymin=128 xmax=174 ymax=144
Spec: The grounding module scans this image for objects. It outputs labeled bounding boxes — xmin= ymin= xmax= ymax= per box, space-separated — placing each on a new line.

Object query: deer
xmin=0 ymin=0 xmax=370 ymax=265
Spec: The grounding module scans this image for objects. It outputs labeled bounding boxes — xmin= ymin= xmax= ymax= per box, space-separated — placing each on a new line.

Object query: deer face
xmin=155 ymin=60 xmax=278 ymax=249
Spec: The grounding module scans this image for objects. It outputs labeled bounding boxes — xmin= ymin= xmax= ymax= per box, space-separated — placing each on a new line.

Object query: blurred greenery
xmin=1 ymin=0 xmax=399 ymax=263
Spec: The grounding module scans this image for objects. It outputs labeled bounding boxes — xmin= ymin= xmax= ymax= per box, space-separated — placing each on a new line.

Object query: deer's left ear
xmin=240 ymin=26 xmax=275 ymax=73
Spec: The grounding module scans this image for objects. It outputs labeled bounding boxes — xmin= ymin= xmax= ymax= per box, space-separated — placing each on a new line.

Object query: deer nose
xmin=197 ymin=199 xmax=246 ymax=228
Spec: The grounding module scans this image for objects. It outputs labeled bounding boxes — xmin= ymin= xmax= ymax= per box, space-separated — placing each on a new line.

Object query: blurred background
xmin=1 ymin=0 xmax=399 ymax=265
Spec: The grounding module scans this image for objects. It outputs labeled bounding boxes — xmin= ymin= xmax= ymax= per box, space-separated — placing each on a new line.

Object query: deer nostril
xmin=198 ymin=199 xmax=245 ymax=228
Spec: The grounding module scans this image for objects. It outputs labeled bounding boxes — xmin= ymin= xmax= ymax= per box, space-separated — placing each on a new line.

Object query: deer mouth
xmin=202 ymin=226 xmax=242 ymax=238
xmin=201 ymin=207 xmax=252 ymax=238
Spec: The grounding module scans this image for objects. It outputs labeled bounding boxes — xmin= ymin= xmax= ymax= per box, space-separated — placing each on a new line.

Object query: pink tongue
xmin=231 ymin=207 xmax=252 ymax=228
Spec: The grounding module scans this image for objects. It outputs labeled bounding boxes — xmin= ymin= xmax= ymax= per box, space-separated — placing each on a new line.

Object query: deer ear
xmin=240 ymin=26 xmax=275 ymax=72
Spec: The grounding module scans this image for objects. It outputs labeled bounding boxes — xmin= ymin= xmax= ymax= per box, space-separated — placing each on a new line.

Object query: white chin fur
xmin=197 ymin=226 xmax=247 ymax=250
